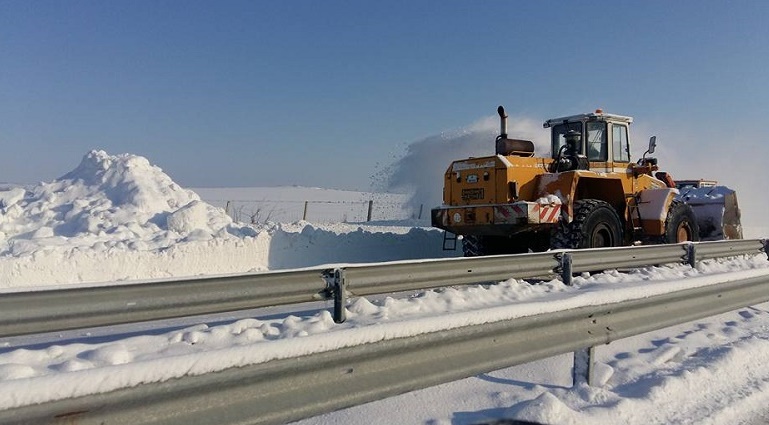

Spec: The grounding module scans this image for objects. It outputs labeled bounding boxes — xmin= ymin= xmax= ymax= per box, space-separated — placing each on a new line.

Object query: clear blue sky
xmin=1 ymin=1 xmax=767 ymax=190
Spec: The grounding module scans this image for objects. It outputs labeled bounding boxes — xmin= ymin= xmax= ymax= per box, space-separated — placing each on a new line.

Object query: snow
xmin=536 ymin=194 xmax=562 ymax=205
xmin=678 ymin=185 xmax=742 ymax=240
xmin=1 ymin=150 xmax=769 ymax=424
xmin=0 ymin=151 xmax=453 ymax=288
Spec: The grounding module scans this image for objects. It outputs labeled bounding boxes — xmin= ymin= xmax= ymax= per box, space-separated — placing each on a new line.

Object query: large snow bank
xmin=0 ymin=151 xmax=454 ymax=288
xmin=0 ymin=150 xmax=252 ymax=257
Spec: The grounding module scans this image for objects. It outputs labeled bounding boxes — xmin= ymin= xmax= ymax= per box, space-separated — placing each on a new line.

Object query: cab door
xmin=586 ymin=121 xmax=609 ymax=170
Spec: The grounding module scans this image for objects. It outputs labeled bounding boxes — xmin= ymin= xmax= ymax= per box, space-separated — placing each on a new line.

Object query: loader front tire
xmin=551 ymin=199 xmax=623 ymax=249
xmin=661 ymin=200 xmax=699 ymax=244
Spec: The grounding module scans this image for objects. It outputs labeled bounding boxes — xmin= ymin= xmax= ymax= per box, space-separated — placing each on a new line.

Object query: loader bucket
xmin=677 ymin=186 xmax=743 ymax=240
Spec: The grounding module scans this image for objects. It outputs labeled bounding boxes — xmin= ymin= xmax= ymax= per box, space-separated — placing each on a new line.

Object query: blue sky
xmin=1 ymin=1 xmax=767 ymax=190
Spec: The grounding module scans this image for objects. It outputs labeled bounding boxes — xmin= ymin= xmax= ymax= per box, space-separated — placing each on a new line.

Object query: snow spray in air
xmin=375 ymin=114 xmax=547 ymax=216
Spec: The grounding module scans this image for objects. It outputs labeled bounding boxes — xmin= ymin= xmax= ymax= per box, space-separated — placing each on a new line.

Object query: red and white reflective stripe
xmin=494 ymin=205 xmax=529 ymax=223
xmin=497 ymin=205 xmax=527 ymax=217
xmin=539 ymin=205 xmax=561 ymax=223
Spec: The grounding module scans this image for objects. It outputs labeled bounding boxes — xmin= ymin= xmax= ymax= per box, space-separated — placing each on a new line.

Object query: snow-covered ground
xmin=1 ymin=150 xmax=769 ymax=424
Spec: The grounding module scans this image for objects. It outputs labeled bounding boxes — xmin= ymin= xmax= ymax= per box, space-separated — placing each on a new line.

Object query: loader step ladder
xmin=628 ymin=196 xmax=645 ymax=242
xmin=442 ymin=231 xmax=458 ymax=251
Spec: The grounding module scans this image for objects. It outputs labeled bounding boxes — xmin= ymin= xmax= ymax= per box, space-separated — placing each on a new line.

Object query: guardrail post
xmin=686 ymin=242 xmax=696 ymax=268
xmin=333 ymin=269 xmax=347 ymax=323
xmin=560 ymin=252 xmax=573 ymax=286
xmin=573 ymin=346 xmax=595 ymax=386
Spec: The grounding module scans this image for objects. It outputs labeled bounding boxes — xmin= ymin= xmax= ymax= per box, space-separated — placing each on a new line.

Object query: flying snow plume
xmin=378 ymin=114 xmax=548 ymax=213
xmin=649 ymin=130 xmax=768 ymax=238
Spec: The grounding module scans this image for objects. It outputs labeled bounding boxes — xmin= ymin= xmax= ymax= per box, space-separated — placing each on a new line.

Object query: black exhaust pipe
xmin=497 ymin=105 xmax=508 ymax=139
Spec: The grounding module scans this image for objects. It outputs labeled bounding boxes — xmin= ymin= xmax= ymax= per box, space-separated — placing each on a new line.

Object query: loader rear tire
xmin=551 ymin=199 xmax=623 ymax=249
xmin=661 ymin=200 xmax=699 ymax=244
xmin=462 ymin=235 xmax=485 ymax=257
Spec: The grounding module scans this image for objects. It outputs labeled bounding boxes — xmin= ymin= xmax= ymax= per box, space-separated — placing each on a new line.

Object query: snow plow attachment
xmin=677 ymin=183 xmax=742 ymax=241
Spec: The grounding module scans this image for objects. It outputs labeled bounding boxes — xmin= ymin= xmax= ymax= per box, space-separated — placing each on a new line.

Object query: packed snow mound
xmin=58 ymin=150 xmax=194 ymax=213
xmin=0 ymin=150 xmax=456 ymax=287
xmin=0 ymin=150 xmax=250 ymax=257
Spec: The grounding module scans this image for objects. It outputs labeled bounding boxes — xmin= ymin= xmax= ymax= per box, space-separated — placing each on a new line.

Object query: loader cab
xmin=544 ymin=110 xmax=633 ymax=168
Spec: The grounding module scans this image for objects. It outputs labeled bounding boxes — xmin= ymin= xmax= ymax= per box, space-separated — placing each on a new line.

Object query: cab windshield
xmin=551 ymin=121 xmax=609 ymax=161
xmin=586 ymin=121 xmax=607 ymax=161
xmin=551 ymin=122 xmax=582 ymax=158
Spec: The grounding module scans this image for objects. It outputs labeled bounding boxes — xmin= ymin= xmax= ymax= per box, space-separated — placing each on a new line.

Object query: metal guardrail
xmin=0 ymin=269 xmax=330 ymax=338
xmin=332 ymin=239 xmax=767 ymax=322
xmin=3 ymin=271 xmax=769 ymax=425
xmin=0 ymin=239 xmax=766 ymax=338
xmin=343 ymin=252 xmax=558 ymax=295
xmin=693 ymin=238 xmax=765 ymax=261
xmin=568 ymin=243 xmax=686 ymax=272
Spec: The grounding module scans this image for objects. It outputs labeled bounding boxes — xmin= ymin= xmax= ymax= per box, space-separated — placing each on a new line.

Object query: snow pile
xmin=0 ymin=150 xmax=251 ymax=258
xmin=677 ymin=185 xmax=741 ymax=240
xmin=536 ymin=194 xmax=562 ymax=205
xmin=0 ymin=151 xmax=455 ymax=288
xmin=677 ymin=185 xmax=734 ymax=204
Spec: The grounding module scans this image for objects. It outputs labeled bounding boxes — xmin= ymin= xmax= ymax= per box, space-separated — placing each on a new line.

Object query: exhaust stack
xmin=497 ymin=106 xmax=508 ymax=138
xmin=494 ymin=106 xmax=535 ymax=157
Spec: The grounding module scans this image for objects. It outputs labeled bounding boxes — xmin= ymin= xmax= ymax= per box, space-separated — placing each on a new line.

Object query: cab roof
xmin=543 ymin=110 xmax=633 ymax=128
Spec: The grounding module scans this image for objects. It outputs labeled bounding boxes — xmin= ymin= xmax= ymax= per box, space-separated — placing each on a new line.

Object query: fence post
xmin=573 ymin=346 xmax=596 ymax=386
xmin=367 ymin=200 xmax=373 ymax=222
xmin=303 ymin=201 xmax=309 ymax=221
xmin=417 ymin=204 xmax=424 ymax=220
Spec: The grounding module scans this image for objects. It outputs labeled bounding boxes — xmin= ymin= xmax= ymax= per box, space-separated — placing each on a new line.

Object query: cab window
xmin=612 ymin=124 xmax=630 ymax=162
xmin=551 ymin=122 xmax=582 ymax=157
xmin=586 ymin=121 xmax=607 ymax=161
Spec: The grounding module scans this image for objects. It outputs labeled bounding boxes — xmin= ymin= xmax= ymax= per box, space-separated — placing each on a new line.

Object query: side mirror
xmin=648 ymin=136 xmax=657 ymax=155
xmin=639 ymin=135 xmax=658 ymax=167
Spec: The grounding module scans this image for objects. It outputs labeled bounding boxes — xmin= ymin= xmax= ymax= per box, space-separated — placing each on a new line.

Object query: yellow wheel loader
xmin=431 ymin=106 xmax=742 ymax=256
